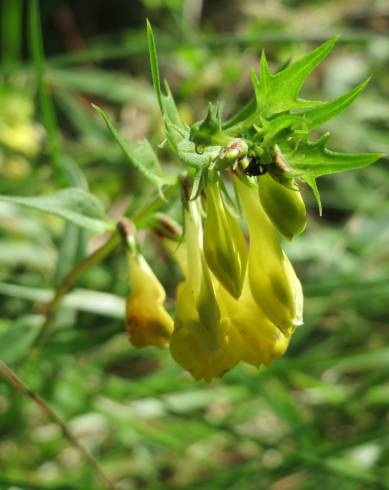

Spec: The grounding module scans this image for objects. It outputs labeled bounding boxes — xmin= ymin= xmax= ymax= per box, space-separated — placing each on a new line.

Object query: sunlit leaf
xmin=0 ymin=188 xmax=113 ymax=234
xmin=304 ymin=79 xmax=370 ymax=129
xmin=93 ymin=104 xmax=173 ymax=194
xmin=251 ymin=38 xmax=337 ymax=117
xmin=281 ymin=134 xmax=383 ymax=178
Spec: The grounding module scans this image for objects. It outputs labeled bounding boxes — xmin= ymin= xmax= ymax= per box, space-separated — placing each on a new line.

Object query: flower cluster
xmin=126 ymin=168 xmax=304 ymax=381
xmin=122 ymin=28 xmax=381 ymax=381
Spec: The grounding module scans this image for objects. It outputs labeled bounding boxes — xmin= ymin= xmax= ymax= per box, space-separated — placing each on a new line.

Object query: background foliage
xmin=0 ymin=0 xmax=388 ymax=489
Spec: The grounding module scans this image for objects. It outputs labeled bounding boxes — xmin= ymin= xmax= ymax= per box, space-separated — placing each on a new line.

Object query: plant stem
xmin=33 ymin=182 xmax=177 ymax=349
xmin=34 ymin=230 xmax=121 ymax=348
xmin=0 ymin=360 xmax=116 ymax=490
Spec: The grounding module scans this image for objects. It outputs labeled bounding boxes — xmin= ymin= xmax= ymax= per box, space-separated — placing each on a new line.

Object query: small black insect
xmin=243 ymin=157 xmax=268 ymax=177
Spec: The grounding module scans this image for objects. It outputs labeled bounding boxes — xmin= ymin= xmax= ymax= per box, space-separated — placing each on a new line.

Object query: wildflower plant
xmin=0 ymin=22 xmax=382 ymax=381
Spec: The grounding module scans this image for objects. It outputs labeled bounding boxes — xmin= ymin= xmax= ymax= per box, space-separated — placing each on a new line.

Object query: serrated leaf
xmin=262 ymin=114 xmax=307 ymax=145
xmin=146 ymin=21 xmax=188 ymax=144
xmin=304 ymin=79 xmax=370 ymax=129
xmin=0 ymin=189 xmax=113 ymax=234
xmin=93 ymin=104 xmax=173 ymax=193
xmin=281 ymin=134 xmax=383 ymax=179
xmin=162 ymin=81 xmax=189 ymax=142
xmin=190 ymin=102 xmax=227 ymax=146
xmin=252 ymin=38 xmax=337 ymax=118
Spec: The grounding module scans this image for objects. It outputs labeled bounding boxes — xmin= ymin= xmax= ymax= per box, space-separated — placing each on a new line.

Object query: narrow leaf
xmin=29 ymin=0 xmax=64 ymax=180
xmin=0 ymin=189 xmax=113 ymax=234
xmin=304 ymin=175 xmax=322 ymax=216
xmin=93 ymin=104 xmax=173 ymax=193
xmin=304 ymin=78 xmax=370 ymax=129
xmin=162 ymin=81 xmax=188 ymax=142
xmin=190 ymin=167 xmax=206 ymax=200
xmin=146 ymin=19 xmax=163 ymax=111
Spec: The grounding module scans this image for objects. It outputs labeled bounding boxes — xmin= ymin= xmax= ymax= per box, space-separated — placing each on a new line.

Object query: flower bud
xmin=258 ymin=174 xmax=306 ymax=240
xmin=219 ymin=139 xmax=248 ymax=162
xmin=126 ymin=253 xmax=173 ymax=348
xmin=236 ymin=177 xmax=303 ymax=333
xmin=203 ymin=181 xmax=247 ymax=298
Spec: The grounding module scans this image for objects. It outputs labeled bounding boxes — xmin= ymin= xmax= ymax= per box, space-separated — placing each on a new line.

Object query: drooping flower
xmin=236 ymin=176 xmax=303 ymax=333
xmin=203 ymin=180 xmax=247 ymax=298
xmin=169 ymin=204 xmax=243 ymax=381
xmin=126 ymin=252 xmax=173 ymax=348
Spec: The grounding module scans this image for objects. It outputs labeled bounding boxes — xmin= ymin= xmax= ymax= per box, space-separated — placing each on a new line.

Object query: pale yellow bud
xmin=259 ymin=173 xmax=306 ymax=240
xmin=126 ymin=253 xmax=173 ymax=348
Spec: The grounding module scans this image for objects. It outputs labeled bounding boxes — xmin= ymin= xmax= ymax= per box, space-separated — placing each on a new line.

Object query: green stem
xmin=0 ymin=360 xmax=116 ymax=490
xmin=34 ymin=230 xmax=121 ymax=348
xmin=33 ymin=182 xmax=177 ymax=349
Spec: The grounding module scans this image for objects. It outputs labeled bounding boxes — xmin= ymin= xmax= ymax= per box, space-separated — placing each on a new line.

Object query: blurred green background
xmin=0 ymin=0 xmax=389 ymax=489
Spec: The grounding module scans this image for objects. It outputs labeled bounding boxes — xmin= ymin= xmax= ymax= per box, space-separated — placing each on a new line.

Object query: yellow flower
xmin=169 ymin=205 xmax=242 ymax=380
xmin=126 ymin=253 xmax=173 ymax=348
xmin=203 ymin=180 xmax=247 ymax=298
xmin=217 ymin=279 xmax=292 ymax=368
xmin=236 ymin=176 xmax=303 ymax=333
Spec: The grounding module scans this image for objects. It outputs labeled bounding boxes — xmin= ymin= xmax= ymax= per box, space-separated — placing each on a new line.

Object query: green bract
xmin=146 ymin=23 xmax=383 ymax=213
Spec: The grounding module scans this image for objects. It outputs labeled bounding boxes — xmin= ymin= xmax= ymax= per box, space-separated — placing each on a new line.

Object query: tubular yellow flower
xmin=170 ymin=280 xmax=243 ymax=381
xmin=236 ymin=176 xmax=303 ymax=333
xmin=169 ymin=205 xmax=243 ymax=380
xmin=258 ymin=173 xmax=307 ymax=240
xmin=203 ymin=180 xmax=247 ymax=298
xmin=126 ymin=252 xmax=173 ymax=348
xmin=217 ymin=280 xmax=292 ymax=367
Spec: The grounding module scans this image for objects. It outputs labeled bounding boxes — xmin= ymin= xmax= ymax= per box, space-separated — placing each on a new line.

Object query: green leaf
xmin=281 ymin=134 xmax=383 ymax=179
xmin=0 ymin=283 xmax=125 ymax=319
xmin=29 ymin=0 xmax=65 ymax=182
xmin=162 ymin=81 xmax=189 ymax=142
xmin=252 ymin=38 xmax=337 ymax=118
xmin=0 ymin=188 xmax=113 ymax=234
xmin=0 ymin=316 xmax=41 ymax=364
xmin=146 ymin=19 xmax=163 ymax=111
xmin=262 ymin=114 xmax=307 ymax=145
xmin=93 ymin=104 xmax=173 ymax=193
xmin=304 ymin=78 xmax=370 ymax=129
xmin=190 ymin=102 xmax=228 ymax=146
xmin=190 ymin=167 xmax=207 ymax=200
xmin=304 ymin=175 xmax=322 ymax=216
xmin=146 ymin=22 xmax=188 ymax=144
